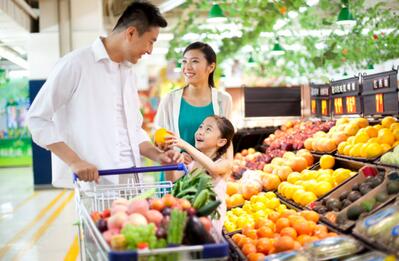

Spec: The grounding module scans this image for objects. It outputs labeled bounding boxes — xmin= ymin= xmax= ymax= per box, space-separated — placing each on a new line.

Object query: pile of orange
xmin=231 ymin=210 xmax=338 ymax=260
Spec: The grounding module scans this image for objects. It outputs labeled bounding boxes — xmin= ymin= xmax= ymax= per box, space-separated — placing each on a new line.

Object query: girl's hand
xmin=164 ymin=133 xmax=187 ymax=150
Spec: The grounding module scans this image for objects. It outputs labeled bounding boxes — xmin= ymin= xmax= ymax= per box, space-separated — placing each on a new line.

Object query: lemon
xmin=276 ymin=204 xmax=286 ymax=214
xmin=264 ymin=191 xmax=277 ymax=199
xmin=380 ymin=143 xmax=391 ymax=153
xmin=315 ymin=181 xmax=333 ymax=197
xmin=333 ymin=168 xmax=351 ymax=185
xmin=320 ymin=155 xmax=335 ymax=169
xmin=354 ymin=132 xmax=369 ymax=144
xmin=343 ymin=144 xmax=353 ymax=155
xmin=300 ymin=192 xmax=318 ymax=206
xmin=337 ymin=141 xmax=348 ymax=154
xmin=287 ymin=172 xmax=302 ymax=184
xmin=366 ymin=143 xmax=383 ymax=158
xmin=293 ymin=189 xmax=306 ymax=203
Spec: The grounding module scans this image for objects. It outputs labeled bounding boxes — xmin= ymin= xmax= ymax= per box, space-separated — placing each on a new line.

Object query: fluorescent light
xmin=306 ymin=0 xmax=319 ymax=6
xmin=159 ymin=0 xmax=185 ymax=13
xmin=158 ymin=33 xmax=174 ymax=41
xmin=0 ymin=46 xmax=28 ymax=69
xmin=9 ymin=70 xmax=29 ymax=78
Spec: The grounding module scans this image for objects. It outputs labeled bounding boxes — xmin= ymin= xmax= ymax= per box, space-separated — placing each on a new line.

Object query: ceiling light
xmin=159 ymin=0 xmax=186 ymax=13
xmin=271 ymin=39 xmax=285 ymax=55
xmin=337 ymin=5 xmax=356 ymax=26
xmin=0 ymin=46 xmax=28 ymax=69
xmin=207 ymin=3 xmax=227 ymax=23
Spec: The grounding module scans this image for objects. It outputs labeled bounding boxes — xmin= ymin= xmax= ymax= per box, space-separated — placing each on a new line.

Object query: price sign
xmin=375 ymin=94 xmax=384 ymax=113
xmin=346 ymin=96 xmax=357 ymax=113
xmin=373 ymin=77 xmax=390 ymax=89
xmin=321 ymin=99 xmax=328 ymax=116
xmin=311 ymin=100 xmax=317 ymax=114
xmin=331 ymin=82 xmax=357 ymax=94
xmin=320 ymin=87 xmax=329 ymax=96
xmin=311 ymin=88 xmax=319 ymax=96
xmin=334 ymin=98 xmax=343 ymax=114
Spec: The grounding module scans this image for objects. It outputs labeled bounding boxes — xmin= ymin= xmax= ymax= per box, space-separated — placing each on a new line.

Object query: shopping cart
xmin=74 ymin=163 xmax=229 ymax=261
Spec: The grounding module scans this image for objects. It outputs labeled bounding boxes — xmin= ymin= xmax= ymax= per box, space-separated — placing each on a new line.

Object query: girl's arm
xmin=168 ymin=137 xmax=232 ymax=178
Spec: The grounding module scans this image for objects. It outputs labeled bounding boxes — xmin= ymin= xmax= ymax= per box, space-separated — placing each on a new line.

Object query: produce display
xmin=304 ymin=117 xmax=368 ymax=153
xmin=354 ymin=203 xmax=399 ymax=255
xmin=278 ymin=155 xmax=357 ymax=206
xmin=311 ymin=169 xmax=399 ymax=231
xmin=380 ymin=145 xmax=399 ymax=167
xmin=224 ymin=115 xmax=399 ymax=260
xmin=263 ymin=120 xmax=335 ymax=157
xmin=336 ymin=116 xmax=399 ymax=159
xmin=227 ymin=150 xmax=314 ymax=208
xmin=228 ymin=207 xmax=339 ymax=260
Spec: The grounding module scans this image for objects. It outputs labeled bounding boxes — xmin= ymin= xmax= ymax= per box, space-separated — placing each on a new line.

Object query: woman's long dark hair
xmin=210 ymin=116 xmax=235 ymax=161
xmin=183 ymin=42 xmax=217 ymax=88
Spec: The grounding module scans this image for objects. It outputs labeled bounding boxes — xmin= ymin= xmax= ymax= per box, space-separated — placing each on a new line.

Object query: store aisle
xmin=0 ymin=168 xmax=79 ymax=261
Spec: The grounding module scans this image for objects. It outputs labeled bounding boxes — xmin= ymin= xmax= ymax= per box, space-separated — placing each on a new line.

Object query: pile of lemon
xmin=224 ymin=192 xmax=288 ymax=233
xmin=337 ymin=116 xmax=399 ymax=158
xmin=278 ymin=155 xmax=356 ymax=206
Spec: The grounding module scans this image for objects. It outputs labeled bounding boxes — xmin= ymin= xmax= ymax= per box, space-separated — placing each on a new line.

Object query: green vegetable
xmin=121 ymin=224 xmax=157 ymax=250
xmin=193 ymin=190 xmax=209 ymax=209
xmin=196 ymin=200 xmax=221 ymax=217
xmin=167 ymin=209 xmax=187 ymax=245
xmin=131 ymin=188 xmax=156 ymax=201
xmin=176 ymin=187 xmax=197 ymax=198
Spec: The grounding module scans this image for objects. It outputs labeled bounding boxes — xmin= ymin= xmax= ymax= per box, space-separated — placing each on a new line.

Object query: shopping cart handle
xmin=73 ymin=163 xmax=188 ymax=182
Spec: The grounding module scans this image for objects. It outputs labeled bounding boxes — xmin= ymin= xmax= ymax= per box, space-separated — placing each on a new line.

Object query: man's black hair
xmin=113 ymin=1 xmax=167 ymax=34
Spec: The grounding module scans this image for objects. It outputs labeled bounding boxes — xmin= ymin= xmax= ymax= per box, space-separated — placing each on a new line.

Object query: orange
xmin=327 ymin=232 xmax=338 ymax=237
xmin=297 ymin=235 xmax=312 ymax=246
xmin=381 ymin=116 xmax=397 ymax=128
xmin=293 ymin=241 xmax=302 ymax=250
xmin=242 ymin=243 xmax=257 ymax=256
xmin=243 ymin=227 xmax=258 ymax=240
xmin=275 ymin=218 xmax=290 ymax=232
xmin=226 ymin=181 xmax=240 ymax=196
xmin=304 ymin=138 xmax=313 ymax=150
xmin=230 ymin=194 xmax=245 ymax=208
xmin=256 ymin=238 xmax=273 ymax=254
xmin=392 ymin=128 xmax=399 ymax=141
xmin=268 ymin=212 xmax=280 ymax=223
xmin=239 ymin=237 xmax=255 ymax=247
xmin=154 ymin=128 xmax=170 ymax=145
xmin=292 ymin=219 xmax=312 ymax=235
xmin=365 ymin=126 xmax=378 ymax=138
xmin=257 ymin=219 xmax=276 ymax=232
xmin=247 ymin=253 xmax=265 ymax=261
xmin=280 ymin=227 xmax=298 ymax=239
xmin=288 ymin=157 xmax=308 ymax=172
xmin=300 ymin=210 xmax=320 ymax=223
xmin=257 ymin=226 xmax=274 ymax=238
xmin=320 ymin=155 xmax=335 ymax=169
xmin=280 ymin=209 xmax=297 ymax=218
xmin=354 ymin=118 xmax=369 ymax=128
xmin=232 ymin=233 xmax=245 ymax=244
xmin=262 ymin=174 xmax=281 ymax=191
xmin=378 ymin=129 xmax=395 ymax=145
xmin=344 ymin=123 xmax=359 ymax=136
xmin=274 ymin=236 xmax=295 ymax=252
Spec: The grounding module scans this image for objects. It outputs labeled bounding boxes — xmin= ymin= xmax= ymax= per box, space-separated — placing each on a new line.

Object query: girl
xmin=154 ymin=42 xmax=233 ymax=179
xmin=166 ymin=115 xmax=235 ymax=233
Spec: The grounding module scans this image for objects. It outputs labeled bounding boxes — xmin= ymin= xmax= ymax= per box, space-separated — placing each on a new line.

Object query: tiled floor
xmin=0 ymin=167 xmax=79 ymax=261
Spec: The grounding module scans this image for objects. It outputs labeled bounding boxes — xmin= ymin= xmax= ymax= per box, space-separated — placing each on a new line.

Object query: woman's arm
xmin=168 ymin=137 xmax=232 ymax=178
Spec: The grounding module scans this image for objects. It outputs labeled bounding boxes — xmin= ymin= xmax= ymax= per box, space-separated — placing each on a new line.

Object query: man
xmin=27 ymin=1 xmax=182 ymax=188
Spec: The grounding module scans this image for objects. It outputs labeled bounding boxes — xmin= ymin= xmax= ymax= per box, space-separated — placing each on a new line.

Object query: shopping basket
xmin=74 ymin=163 xmax=229 ymax=261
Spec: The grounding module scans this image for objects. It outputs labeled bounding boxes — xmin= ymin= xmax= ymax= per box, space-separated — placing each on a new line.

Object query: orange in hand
xmin=154 ymin=128 xmax=171 ymax=145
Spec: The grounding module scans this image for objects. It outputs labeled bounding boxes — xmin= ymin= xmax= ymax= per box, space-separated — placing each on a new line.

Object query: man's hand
xmin=70 ymin=160 xmax=99 ymax=182
xmin=159 ymin=149 xmax=184 ymax=165
xmin=182 ymin=152 xmax=193 ymax=165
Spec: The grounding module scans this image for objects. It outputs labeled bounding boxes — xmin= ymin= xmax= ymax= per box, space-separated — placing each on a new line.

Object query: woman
xmin=154 ymin=42 xmax=233 ymax=159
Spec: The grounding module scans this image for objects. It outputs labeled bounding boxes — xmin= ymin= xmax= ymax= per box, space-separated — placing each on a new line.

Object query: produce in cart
xmin=90 ymin=193 xmax=217 ymax=251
